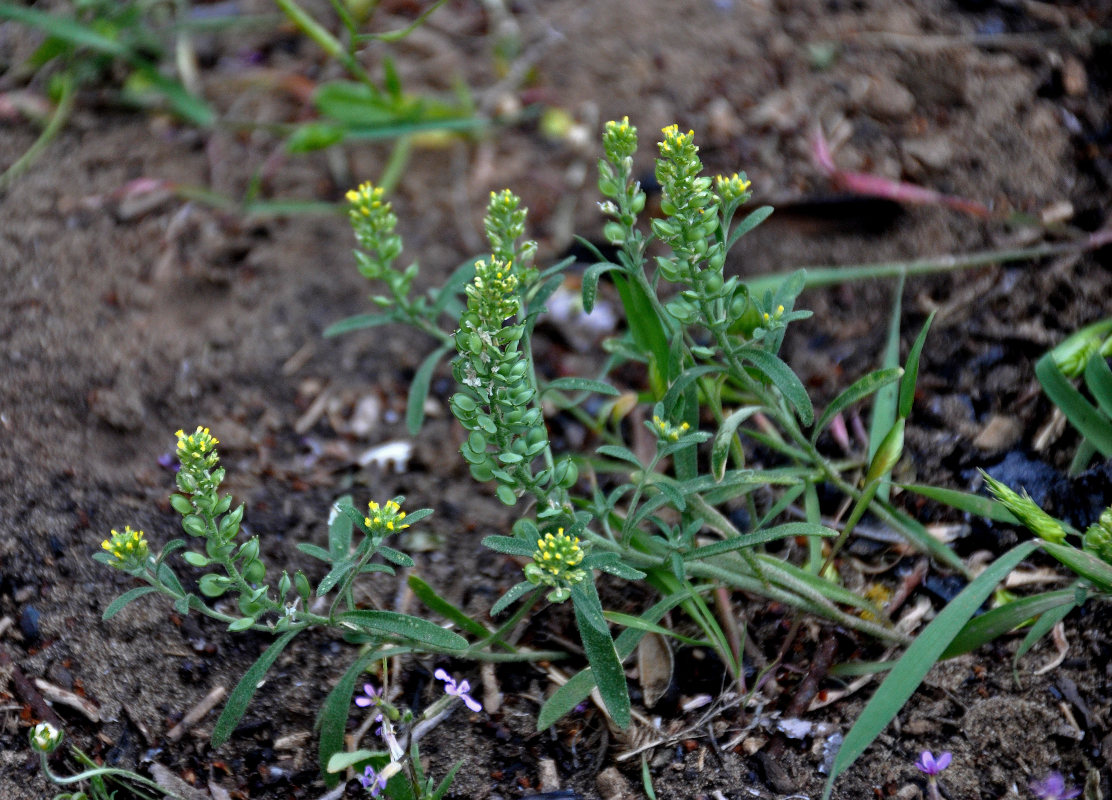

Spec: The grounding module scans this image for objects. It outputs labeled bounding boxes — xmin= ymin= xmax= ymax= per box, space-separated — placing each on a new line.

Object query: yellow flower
xmin=364 ymin=499 xmax=409 ymax=534
xmin=533 ymin=528 xmax=585 ymax=577
xmin=101 ymin=525 xmax=149 ymax=566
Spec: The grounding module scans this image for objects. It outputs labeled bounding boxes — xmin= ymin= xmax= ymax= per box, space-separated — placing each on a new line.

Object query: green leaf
xmin=323 ymin=312 xmax=397 ymax=337
xmin=725 ymin=205 xmax=773 ymax=250
xmin=228 ymin=617 xmax=255 ymax=632
xmin=685 ymin=522 xmax=836 ymax=561
xmin=212 ymin=630 xmax=298 ymax=748
xmin=327 ymin=749 xmax=379 ymax=773
xmin=711 ymin=406 xmax=761 ymax=480
xmin=595 ymin=444 xmax=643 ymax=468
xmin=613 ymin=274 xmax=671 ymax=391
xmin=318 ymin=649 xmax=381 ymax=787
xmin=286 ymin=122 xmax=346 ymax=153
xmin=102 ymin=586 xmax=160 ymax=621
xmin=490 ymin=580 xmax=536 ymax=616
xmin=296 ymin=543 xmax=333 ymax=562
xmin=482 ymin=535 xmax=535 ymax=557
xmin=407 ymin=342 xmax=453 ymax=435
xmin=316 ymin=561 xmax=356 ymax=596
xmin=581 ymin=260 xmax=623 ymax=313
xmin=408 ymin=575 xmax=492 ymax=640
xmin=812 ymin=368 xmax=903 ymax=444
xmin=1035 ymin=352 xmax=1112 ymax=457
xmin=544 ymin=377 xmax=620 ymax=396
xmin=867 ymin=274 xmax=904 ymax=504
xmin=1042 ymin=541 xmax=1112 ymax=592
xmin=1084 ymin=351 xmax=1112 ymax=419
xmin=940 ymin=589 xmax=1076 ymax=659
xmin=431 ymin=760 xmax=464 ymax=800
xmin=572 ymin=582 xmax=629 ymax=728
xmin=897 ymin=483 xmax=1020 ymax=524
xmin=736 ymin=346 xmax=814 ymax=426
xmin=377 ymin=545 xmax=415 ymax=567
xmin=430 ymin=257 xmax=479 ymax=317
xmin=339 ymin=610 xmax=468 ymax=649
xmin=660 ymin=365 xmax=720 ymax=415
xmin=898 ymin=311 xmax=935 ymax=419
xmin=1016 ymin=595 xmax=1077 ymax=662
xmin=824 ymin=541 xmax=1037 ymax=799
xmin=603 ymin=612 xmax=709 ymax=647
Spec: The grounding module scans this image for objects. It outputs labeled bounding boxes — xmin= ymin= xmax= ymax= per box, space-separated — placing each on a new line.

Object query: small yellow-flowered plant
xmin=176 ymin=426 xmax=219 ymax=470
xmin=101 ymin=525 xmax=149 ymax=567
xmin=714 ymin=172 xmax=752 ymax=204
xmin=652 ymin=414 xmax=690 ymax=442
xmin=365 ymin=499 xmax=410 ymax=534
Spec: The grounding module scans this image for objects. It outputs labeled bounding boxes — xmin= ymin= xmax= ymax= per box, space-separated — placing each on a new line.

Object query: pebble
xmin=20 ymin=605 xmax=41 ymax=641
xmin=902 ymin=135 xmax=954 ymax=171
xmin=864 ymin=76 xmax=916 ymax=120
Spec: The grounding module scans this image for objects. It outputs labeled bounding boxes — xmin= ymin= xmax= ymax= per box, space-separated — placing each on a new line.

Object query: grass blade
xmin=812 ymin=368 xmax=903 ymax=444
xmin=1035 ymin=352 xmax=1112 ymax=457
xmin=898 ymin=310 xmax=935 ymax=419
xmin=823 ymin=541 xmax=1037 ymax=798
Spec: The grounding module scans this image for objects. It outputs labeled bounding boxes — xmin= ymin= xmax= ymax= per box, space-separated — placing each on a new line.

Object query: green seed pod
xmin=243 ymin=558 xmax=266 ymax=585
xmin=294 ymin=571 xmax=311 ymax=604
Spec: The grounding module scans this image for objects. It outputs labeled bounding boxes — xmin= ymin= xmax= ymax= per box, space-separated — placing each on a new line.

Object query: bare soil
xmin=3 ymin=1 xmax=1112 ymax=798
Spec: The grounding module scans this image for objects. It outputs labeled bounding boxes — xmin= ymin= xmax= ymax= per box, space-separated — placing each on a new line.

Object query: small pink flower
xmin=435 ymin=668 xmax=482 ymax=713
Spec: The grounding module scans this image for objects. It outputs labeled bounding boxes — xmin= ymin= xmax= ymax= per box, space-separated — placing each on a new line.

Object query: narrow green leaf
xmin=1042 ymin=541 xmax=1112 ymax=592
xmin=613 ymin=274 xmax=671 ymax=389
xmin=430 ymin=258 xmax=479 ymax=317
xmin=660 ymin=366 xmax=721 ymax=415
xmin=824 ymin=541 xmax=1037 ymax=798
xmin=327 ymin=749 xmax=379 ymax=773
xmin=1084 ymin=351 xmax=1112 ymax=419
xmin=939 ymin=589 xmax=1076 ymax=659
xmin=1016 ymin=595 xmax=1077 ymax=662
xmin=156 ymin=562 xmax=185 ymax=597
xmin=1035 ymin=352 xmax=1112 ymax=457
xmin=482 ymin=535 xmax=535 ymax=557
xmin=408 ymin=574 xmax=492 ymax=639
xmin=212 ymin=630 xmax=298 ymax=747
xmin=897 ymin=483 xmax=1020 ymax=524
xmin=340 ymin=610 xmax=468 ymax=649
xmin=407 ymin=342 xmax=452 ymax=435
xmin=102 ymin=586 xmax=160 ymax=621
xmin=490 ymin=580 xmax=536 ymax=617
xmin=581 ymin=260 xmax=623 ymax=313
xmin=573 ymin=584 xmax=629 ymax=728
xmin=812 ymin=368 xmax=903 ymax=444
xmin=596 ymin=444 xmax=643 ymax=468
xmin=324 ymin=312 xmax=397 ymax=337
xmin=685 ymin=522 xmax=836 ymax=561
xmin=736 ymin=346 xmax=814 ymax=425
xmin=898 ymin=311 xmax=935 ymax=419
xmin=711 ymin=406 xmax=761 ymax=481
xmin=328 ymin=498 xmax=354 ymax=559
xmin=603 ymin=612 xmax=709 ymax=647
xmin=376 ymin=545 xmax=415 ymax=567
xmin=431 ymin=760 xmax=464 ymax=800
xmin=725 ymin=205 xmax=773 ymax=250
xmin=868 ymin=274 xmax=904 ymax=503
xmin=544 ymin=377 xmax=620 ymax=396
xmin=316 ymin=561 xmax=356 ymax=596
xmin=296 ymin=543 xmax=333 ymax=562
xmin=318 ymin=649 xmax=381 ymax=787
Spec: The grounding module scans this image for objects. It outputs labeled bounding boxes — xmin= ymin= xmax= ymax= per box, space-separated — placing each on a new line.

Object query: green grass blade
xmin=897 ymin=483 xmax=1020 ymax=524
xmin=0 ymin=3 xmax=127 ymax=56
xmin=1016 ymin=595 xmax=1077 ymax=662
xmin=898 ymin=310 xmax=935 ymax=419
xmin=823 ymin=541 xmax=1037 ymax=798
xmin=939 ymin=589 xmax=1076 ymax=659
xmin=213 ymin=630 xmax=298 ymax=747
xmin=812 ymin=368 xmax=903 ymax=444
xmin=1042 ymin=541 xmax=1112 ymax=592
xmin=603 ymin=612 xmax=710 ymax=647
xmin=1035 ymin=352 xmax=1112 ymax=457
xmin=407 ymin=342 xmax=452 ymax=435
xmin=1084 ymin=351 xmax=1112 ymax=419
xmin=323 ymin=312 xmax=397 ymax=337
xmin=868 ymin=274 xmax=904 ymax=486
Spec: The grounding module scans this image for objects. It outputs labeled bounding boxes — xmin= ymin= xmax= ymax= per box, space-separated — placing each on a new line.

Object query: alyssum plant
xmin=94 ymin=119 xmax=943 ymax=788
xmin=330 ymin=117 xmax=946 ymax=730
xmin=97 ymin=427 xmax=559 ymax=791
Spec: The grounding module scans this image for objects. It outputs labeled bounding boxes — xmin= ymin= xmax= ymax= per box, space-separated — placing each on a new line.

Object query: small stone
xmin=596 ymin=766 xmax=635 ymax=800
xmin=903 ymin=135 xmax=954 ymax=171
xmin=973 ymin=415 xmax=1023 ymax=452
xmin=864 ymin=77 xmax=916 ymax=120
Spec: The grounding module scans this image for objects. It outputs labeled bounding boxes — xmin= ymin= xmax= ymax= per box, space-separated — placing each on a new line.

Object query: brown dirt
xmin=3 ymin=1 xmax=1112 ymax=798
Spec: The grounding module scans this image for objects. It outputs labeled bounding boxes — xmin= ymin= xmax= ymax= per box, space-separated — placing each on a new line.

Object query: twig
xmin=166 ymin=685 xmax=227 ymax=742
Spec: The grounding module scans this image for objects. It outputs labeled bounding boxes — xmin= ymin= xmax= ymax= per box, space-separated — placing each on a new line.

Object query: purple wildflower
xmin=915 ymin=751 xmax=952 ymax=776
xmin=435 ymin=668 xmax=482 ymax=713
xmin=359 ymin=765 xmax=388 ymax=796
xmin=354 ymin=683 xmax=383 ymax=721
xmin=1030 ymin=772 xmax=1080 ymax=800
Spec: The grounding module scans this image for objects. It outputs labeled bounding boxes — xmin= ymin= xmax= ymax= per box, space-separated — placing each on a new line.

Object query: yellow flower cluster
xmin=346 ymin=181 xmax=387 ymax=217
xmin=365 ymin=499 xmax=409 ymax=533
xmin=466 ymin=256 xmax=519 ymax=328
xmin=101 ymin=525 xmax=149 ymax=564
xmin=714 ymin=172 xmax=752 ymax=204
xmin=176 ymin=426 xmax=219 ymax=469
xmin=659 ymin=124 xmax=696 ymax=159
xmin=652 ymin=415 xmax=691 ymax=442
xmin=762 ymin=304 xmax=785 ymax=326
xmin=533 ymin=528 xmax=585 ymax=578
xmin=602 ymin=116 xmax=638 ymax=161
